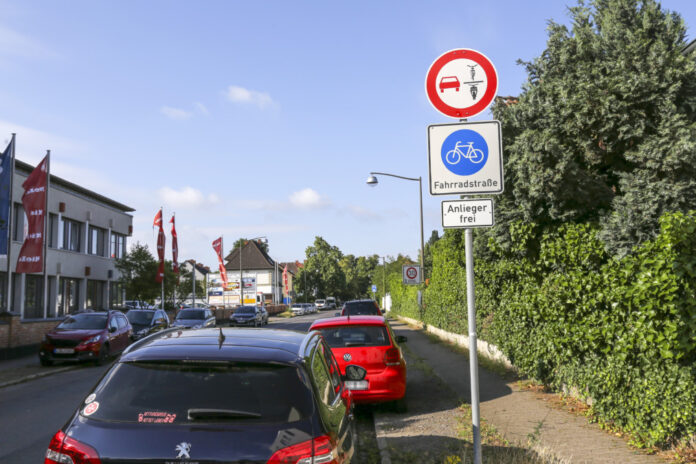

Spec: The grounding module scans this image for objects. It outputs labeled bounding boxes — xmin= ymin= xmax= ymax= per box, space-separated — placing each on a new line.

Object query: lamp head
xmin=366 ymin=175 xmax=378 ymax=187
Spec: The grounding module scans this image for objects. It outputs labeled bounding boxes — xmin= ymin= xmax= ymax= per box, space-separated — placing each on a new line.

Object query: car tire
xmin=95 ymin=344 xmax=109 ymax=366
xmin=40 ymin=358 xmax=53 ymax=367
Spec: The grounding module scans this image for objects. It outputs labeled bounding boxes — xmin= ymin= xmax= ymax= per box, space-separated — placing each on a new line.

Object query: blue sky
xmin=2 ymin=0 xmax=696 ymax=266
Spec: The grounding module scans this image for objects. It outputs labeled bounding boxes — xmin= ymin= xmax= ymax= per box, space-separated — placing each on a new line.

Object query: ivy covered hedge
xmin=389 ymin=211 xmax=696 ymax=447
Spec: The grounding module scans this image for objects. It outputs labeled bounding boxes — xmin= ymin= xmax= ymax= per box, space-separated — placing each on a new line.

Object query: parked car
xmin=303 ymin=303 xmax=317 ymax=314
xmin=339 ymin=299 xmax=382 ymax=316
xmin=171 ymin=308 xmax=216 ymax=329
xmin=315 ymin=299 xmax=326 ymax=310
xmin=126 ymin=309 xmax=169 ymax=341
xmin=291 ymin=303 xmax=306 ymax=316
xmin=229 ymin=305 xmax=267 ymax=327
xmin=124 ymin=300 xmax=151 ymax=310
xmin=39 ymin=311 xmax=132 ymax=366
xmin=45 ymin=327 xmax=356 ymax=463
xmin=326 ymin=297 xmax=337 ymax=310
xmin=310 ymin=315 xmax=407 ymax=407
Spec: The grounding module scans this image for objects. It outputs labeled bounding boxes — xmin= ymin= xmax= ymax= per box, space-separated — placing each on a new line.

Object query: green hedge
xmin=389 ymin=212 xmax=696 ymax=447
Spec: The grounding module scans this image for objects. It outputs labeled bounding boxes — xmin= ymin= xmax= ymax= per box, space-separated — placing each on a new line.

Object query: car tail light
xmin=266 ymin=434 xmax=339 ymax=464
xmin=384 ymin=347 xmax=401 ymax=366
xmin=45 ymin=430 xmax=101 ymax=464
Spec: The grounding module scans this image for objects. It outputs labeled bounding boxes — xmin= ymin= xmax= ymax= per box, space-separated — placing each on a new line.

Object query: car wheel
xmin=95 ymin=344 xmax=109 ymax=366
xmin=40 ymin=358 xmax=53 ymax=367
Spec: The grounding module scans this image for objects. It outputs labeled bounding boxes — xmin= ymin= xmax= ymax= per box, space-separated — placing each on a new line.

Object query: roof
xmin=683 ymin=38 xmax=696 ymax=55
xmin=15 ymin=158 xmax=135 ymax=213
xmin=279 ymin=262 xmax=300 ymax=275
xmin=224 ymin=240 xmax=275 ymax=271
xmin=121 ymin=327 xmax=313 ymax=364
xmin=310 ymin=315 xmax=387 ymax=329
xmin=182 ymin=259 xmax=211 ymax=275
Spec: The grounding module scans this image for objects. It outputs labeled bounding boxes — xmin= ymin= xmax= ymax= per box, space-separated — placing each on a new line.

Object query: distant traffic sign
xmin=425 ymin=49 xmax=498 ymax=119
xmin=428 ymin=121 xmax=503 ymax=195
xmin=372 ymin=284 xmax=377 ymax=293
xmin=442 ymin=199 xmax=494 ymax=229
xmin=402 ymin=265 xmax=421 ymax=285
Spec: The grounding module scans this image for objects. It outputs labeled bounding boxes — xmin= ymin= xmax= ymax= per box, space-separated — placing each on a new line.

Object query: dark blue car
xmin=45 ymin=327 xmax=356 ymax=463
xmin=170 ymin=307 xmax=216 ymax=329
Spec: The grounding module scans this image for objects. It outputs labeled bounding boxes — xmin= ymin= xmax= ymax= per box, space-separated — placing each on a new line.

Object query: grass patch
xmin=276 ymin=310 xmax=294 ymax=318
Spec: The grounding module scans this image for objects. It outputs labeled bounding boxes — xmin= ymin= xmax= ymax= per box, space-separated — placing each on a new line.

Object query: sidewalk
xmin=377 ymin=319 xmax=666 ymax=464
xmin=0 ymin=354 xmax=80 ymax=388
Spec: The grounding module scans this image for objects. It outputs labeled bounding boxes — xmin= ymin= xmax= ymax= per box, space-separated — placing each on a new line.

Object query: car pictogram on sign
xmin=439 ymin=76 xmax=460 ymax=93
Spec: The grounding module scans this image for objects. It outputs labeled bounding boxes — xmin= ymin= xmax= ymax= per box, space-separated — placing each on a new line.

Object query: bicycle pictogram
xmin=445 ymin=141 xmax=484 ymax=165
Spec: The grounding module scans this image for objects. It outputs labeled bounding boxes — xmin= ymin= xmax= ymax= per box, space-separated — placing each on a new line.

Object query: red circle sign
xmin=425 ymin=49 xmax=498 ymax=119
xmin=406 ymin=267 xmax=417 ymax=279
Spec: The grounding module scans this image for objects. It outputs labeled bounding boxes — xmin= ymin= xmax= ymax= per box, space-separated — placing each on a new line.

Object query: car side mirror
xmin=109 ymin=326 xmax=117 ymax=333
xmin=395 ymin=335 xmax=407 ymax=343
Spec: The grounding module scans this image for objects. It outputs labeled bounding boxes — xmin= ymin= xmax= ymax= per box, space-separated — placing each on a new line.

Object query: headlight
xmin=193 ymin=324 xmax=203 ymax=329
xmin=82 ymin=335 xmax=101 ymax=345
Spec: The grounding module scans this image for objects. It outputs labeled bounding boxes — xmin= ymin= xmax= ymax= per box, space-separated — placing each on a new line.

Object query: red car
xmin=39 ymin=310 xmax=132 ymax=366
xmin=310 ymin=316 xmax=407 ymax=406
xmin=439 ymin=76 xmax=460 ymax=92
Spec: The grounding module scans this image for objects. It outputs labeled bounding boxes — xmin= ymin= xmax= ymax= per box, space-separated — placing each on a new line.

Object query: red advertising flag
xmin=170 ymin=215 xmax=179 ymax=284
xmin=212 ymin=237 xmax=228 ymax=286
xmin=154 ymin=209 xmax=165 ymax=283
xmin=283 ymin=265 xmax=288 ymax=293
xmin=16 ymin=155 xmax=48 ymax=274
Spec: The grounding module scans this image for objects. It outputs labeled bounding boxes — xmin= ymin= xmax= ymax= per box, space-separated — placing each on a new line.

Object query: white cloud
xmin=225 ymin=85 xmax=276 ymax=109
xmin=0 ymin=25 xmax=57 ymax=60
xmin=345 ymin=205 xmax=380 ymax=221
xmin=157 ymin=186 xmax=220 ymax=209
xmin=160 ymin=106 xmax=192 ymax=120
xmin=0 ymin=120 xmax=88 ymax=161
xmin=194 ymin=102 xmax=209 ymax=115
xmin=289 ymin=188 xmax=329 ymax=209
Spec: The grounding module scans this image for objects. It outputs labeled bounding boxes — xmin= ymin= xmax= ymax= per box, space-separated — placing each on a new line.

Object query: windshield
xmin=127 ymin=311 xmax=155 ymax=325
xmin=343 ymin=301 xmax=381 ymax=316
xmin=315 ymin=300 xmax=325 ymax=304
xmin=235 ymin=306 xmax=255 ymax=314
xmin=177 ymin=309 xmax=205 ymax=320
xmin=84 ymin=362 xmax=313 ymax=424
xmin=319 ymin=325 xmax=391 ymax=348
xmin=56 ymin=314 xmax=108 ymax=330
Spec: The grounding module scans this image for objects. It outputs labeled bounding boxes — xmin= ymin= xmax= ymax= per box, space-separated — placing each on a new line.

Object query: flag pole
xmin=6 ymin=134 xmax=15 ymax=313
xmin=161 ymin=207 xmax=164 ymax=311
xmin=42 ymin=150 xmax=50 ymax=318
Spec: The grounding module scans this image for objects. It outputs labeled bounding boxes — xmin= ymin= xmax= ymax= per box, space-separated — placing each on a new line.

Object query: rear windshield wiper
xmin=187 ymin=408 xmax=261 ymax=420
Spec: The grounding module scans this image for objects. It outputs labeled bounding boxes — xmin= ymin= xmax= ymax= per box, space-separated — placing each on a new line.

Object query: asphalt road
xmin=0 ymin=310 xmax=356 ymax=464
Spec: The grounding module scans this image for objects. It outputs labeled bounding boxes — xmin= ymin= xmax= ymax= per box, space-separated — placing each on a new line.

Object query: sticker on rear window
xmin=83 ymin=401 xmax=99 ymax=416
xmin=138 ymin=411 xmax=177 ymax=423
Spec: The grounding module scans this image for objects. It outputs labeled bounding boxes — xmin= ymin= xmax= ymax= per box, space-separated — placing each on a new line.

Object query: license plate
xmin=345 ymin=380 xmax=368 ymax=390
xmin=54 ymin=348 xmax=74 ymax=354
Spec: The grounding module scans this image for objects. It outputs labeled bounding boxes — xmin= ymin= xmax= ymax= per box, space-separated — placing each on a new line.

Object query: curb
xmin=0 ymin=365 xmax=78 ymax=389
xmin=373 ymin=413 xmax=392 ymax=464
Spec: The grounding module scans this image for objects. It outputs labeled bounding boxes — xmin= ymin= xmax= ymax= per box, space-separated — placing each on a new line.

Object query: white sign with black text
xmin=441 ymin=198 xmax=494 ymax=229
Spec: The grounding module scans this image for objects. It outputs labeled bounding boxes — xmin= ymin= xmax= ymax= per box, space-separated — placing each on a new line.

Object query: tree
xmin=295 ymin=237 xmax=346 ymax=300
xmin=490 ymin=0 xmax=696 ymax=256
xmin=232 ymin=237 xmax=269 ymax=254
xmin=340 ymin=254 xmax=379 ymax=300
xmin=115 ymin=243 xmax=159 ymax=303
xmin=177 ymin=265 xmax=207 ymax=304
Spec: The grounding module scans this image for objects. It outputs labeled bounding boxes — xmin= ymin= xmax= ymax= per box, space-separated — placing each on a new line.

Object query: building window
xmin=110 ymin=233 xmax=126 ymax=259
xmin=23 ymin=275 xmax=44 ymax=319
xmin=48 ymin=214 xmax=58 ymax=248
xmin=110 ymin=281 xmax=124 ymax=308
xmin=12 ymin=203 xmax=25 ymax=241
xmin=86 ymin=280 xmax=105 ymax=310
xmin=62 ymin=218 xmax=83 ymax=252
xmin=88 ymin=226 xmax=106 ymax=256
xmin=57 ymin=278 xmax=80 ymax=315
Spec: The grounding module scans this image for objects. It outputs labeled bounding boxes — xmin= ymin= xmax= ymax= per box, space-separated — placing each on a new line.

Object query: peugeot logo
xmin=175 ymin=442 xmax=191 ymax=459
xmin=343 ymin=353 xmax=352 ymax=362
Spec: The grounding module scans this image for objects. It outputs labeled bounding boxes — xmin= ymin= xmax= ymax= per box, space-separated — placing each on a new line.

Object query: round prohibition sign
xmin=406 ymin=267 xmax=418 ymax=279
xmin=425 ymin=49 xmax=498 ymax=118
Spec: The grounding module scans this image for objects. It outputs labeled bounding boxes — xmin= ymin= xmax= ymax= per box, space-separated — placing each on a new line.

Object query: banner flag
xmin=212 ymin=237 xmax=228 ymax=287
xmin=16 ymin=155 xmax=48 ymax=273
xmin=283 ymin=265 xmax=288 ymax=294
xmin=170 ymin=215 xmax=179 ymax=284
xmin=0 ymin=136 xmax=15 ymax=255
xmin=154 ymin=209 xmax=165 ymax=283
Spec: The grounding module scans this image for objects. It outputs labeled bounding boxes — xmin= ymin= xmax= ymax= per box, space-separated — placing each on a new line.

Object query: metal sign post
xmin=465 ymin=226 xmax=481 ymax=463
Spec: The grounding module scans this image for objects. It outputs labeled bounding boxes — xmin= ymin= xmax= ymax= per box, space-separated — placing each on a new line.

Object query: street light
xmin=366 ymin=172 xmax=425 ymax=274
xmin=239 ymin=236 xmax=267 ymax=306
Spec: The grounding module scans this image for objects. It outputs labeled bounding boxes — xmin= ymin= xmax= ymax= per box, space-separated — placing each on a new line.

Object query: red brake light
xmin=266 ymin=435 xmax=338 ymax=464
xmin=45 ymin=430 xmax=101 ymax=464
xmin=384 ymin=347 xmax=401 ymax=366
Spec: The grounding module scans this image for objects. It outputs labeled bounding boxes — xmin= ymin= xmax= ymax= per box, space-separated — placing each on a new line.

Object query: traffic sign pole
xmin=465 ymin=226 xmax=481 ymax=464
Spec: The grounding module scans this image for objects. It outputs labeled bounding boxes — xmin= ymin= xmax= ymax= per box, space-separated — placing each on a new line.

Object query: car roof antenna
xmin=218 ymin=327 xmax=226 ymax=349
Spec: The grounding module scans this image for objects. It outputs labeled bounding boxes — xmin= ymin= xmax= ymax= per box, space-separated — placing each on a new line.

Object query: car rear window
xmin=84 ymin=362 xmax=313 ymax=424
xmin=342 ymin=301 xmax=380 ymax=315
xmin=235 ymin=306 xmax=255 ymax=314
xmin=127 ymin=311 xmax=154 ymax=325
xmin=57 ymin=314 xmax=107 ymax=330
xmin=177 ymin=309 xmax=205 ymax=320
xmin=318 ymin=325 xmax=391 ymax=348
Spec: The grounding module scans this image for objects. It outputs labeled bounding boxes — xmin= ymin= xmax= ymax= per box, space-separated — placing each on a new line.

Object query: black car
xmin=171 ymin=307 xmax=216 ymax=329
xmin=45 ymin=327 xmax=356 ymax=463
xmin=339 ymin=299 xmax=383 ymax=316
xmin=126 ymin=309 xmax=170 ymax=340
xmin=229 ymin=305 xmax=267 ymax=327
